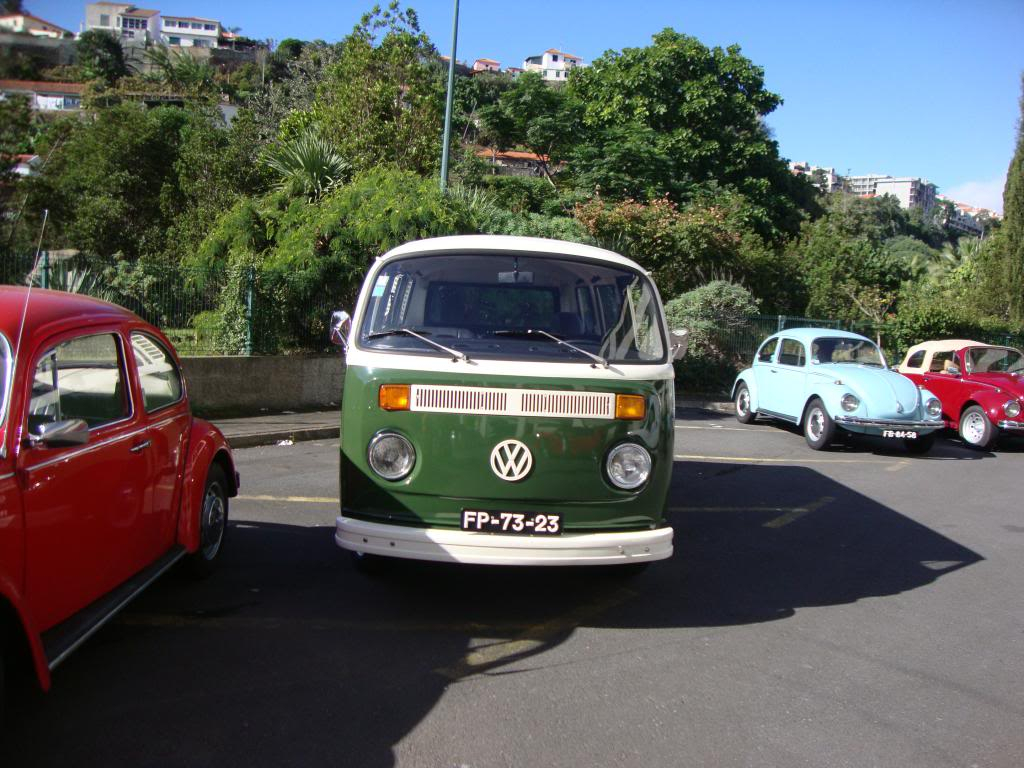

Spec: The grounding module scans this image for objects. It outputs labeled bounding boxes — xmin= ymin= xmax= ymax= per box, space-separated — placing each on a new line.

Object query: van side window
xmin=779 ymin=339 xmax=805 ymax=367
xmin=757 ymin=338 xmax=778 ymax=363
xmin=29 ymin=333 xmax=129 ymax=432
xmin=905 ymin=352 xmax=929 ymax=370
xmin=131 ymin=332 xmax=183 ymax=412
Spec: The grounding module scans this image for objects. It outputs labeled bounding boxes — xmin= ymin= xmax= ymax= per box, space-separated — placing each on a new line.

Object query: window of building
xmin=193 ymin=38 xmax=208 ymax=47
xmin=99 ymin=13 xmax=110 ymax=25
xmin=121 ymin=17 xmax=147 ymax=30
xmin=168 ymin=36 xmax=180 ymax=45
xmin=192 ymin=22 xmax=202 ymax=29
xmin=551 ymin=54 xmax=558 ymax=61
xmin=204 ymin=23 xmax=215 ymax=30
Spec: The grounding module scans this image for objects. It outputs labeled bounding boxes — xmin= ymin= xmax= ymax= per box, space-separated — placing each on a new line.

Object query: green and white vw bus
xmin=331 ymin=235 xmax=686 ymax=567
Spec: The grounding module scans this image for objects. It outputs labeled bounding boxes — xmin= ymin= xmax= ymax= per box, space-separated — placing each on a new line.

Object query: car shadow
xmin=1 ymin=460 xmax=982 ymax=767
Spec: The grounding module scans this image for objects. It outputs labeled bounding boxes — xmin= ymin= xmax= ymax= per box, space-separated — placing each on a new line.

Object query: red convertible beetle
xmin=897 ymin=339 xmax=1024 ymax=449
xmin=0 ymin=287 xmax=238 ymax=709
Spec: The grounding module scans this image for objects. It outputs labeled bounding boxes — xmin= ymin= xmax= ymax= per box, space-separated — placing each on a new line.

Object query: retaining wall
xmin=180 ymin=355 xmax=345 ymax=417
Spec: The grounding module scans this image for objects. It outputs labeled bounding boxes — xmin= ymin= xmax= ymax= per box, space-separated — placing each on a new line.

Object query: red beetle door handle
xmin=129 ymin=439 xmax=152 ymax=454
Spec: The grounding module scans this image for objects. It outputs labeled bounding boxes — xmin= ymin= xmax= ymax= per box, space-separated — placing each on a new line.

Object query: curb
xmin=225 ymin=425 xmax=340 ymax=449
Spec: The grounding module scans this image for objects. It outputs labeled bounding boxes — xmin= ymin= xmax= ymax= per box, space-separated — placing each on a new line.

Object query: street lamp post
xmin=439 ymin=0 xmax=460 ymax=192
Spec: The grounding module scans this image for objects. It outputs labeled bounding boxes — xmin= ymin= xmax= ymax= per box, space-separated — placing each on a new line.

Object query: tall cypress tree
xmin=1005 ymin=75 xmax=1024 ymax=323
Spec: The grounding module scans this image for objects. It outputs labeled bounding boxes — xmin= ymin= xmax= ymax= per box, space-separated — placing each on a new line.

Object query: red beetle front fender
xmin=178 ymin=419 xmax=237 ymax=552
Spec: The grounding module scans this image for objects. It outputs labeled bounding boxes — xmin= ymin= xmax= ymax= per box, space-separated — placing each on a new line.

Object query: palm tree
xmin=262 ymin=130 xmax=351 ymax=201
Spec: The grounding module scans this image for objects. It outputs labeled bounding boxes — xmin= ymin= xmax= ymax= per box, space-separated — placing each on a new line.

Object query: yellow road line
xmin=435 ymin=587 xmax=637 ymax=680
xmin=762 ymin=495 xmax=834 ymax=528
xmin=237 ymin=494 xmax=337 ymax=504
xmin=673 ymin=453 xmax=892 ymax=465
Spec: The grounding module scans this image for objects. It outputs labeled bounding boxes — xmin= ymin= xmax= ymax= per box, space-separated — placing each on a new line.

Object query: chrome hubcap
xmin=962 ymin=413 xmax=986 ymax=444
xmin=201 ymin=483 xmax=226 ymax=560
xmin=807 ymin=408 xmax=824 ymax=441
xmin=737 ymin=390 xmax=750 ymax=416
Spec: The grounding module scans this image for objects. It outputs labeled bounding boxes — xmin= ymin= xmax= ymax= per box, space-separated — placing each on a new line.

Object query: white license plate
xmin=882 ymin=429 xmax=918 ymax=439
xmin=461 ymin=509 xmax=562 ymax=535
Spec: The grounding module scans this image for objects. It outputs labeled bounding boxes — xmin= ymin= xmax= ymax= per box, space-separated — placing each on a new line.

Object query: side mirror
xmin=330 ymin=310 xmax=351 ymax=352
xmin=669 ymin=328 xmax=689 ymax=361
xmin=28 ymin=418 xmax=89 ymax=448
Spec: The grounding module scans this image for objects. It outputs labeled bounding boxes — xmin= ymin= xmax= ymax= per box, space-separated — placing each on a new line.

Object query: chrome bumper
xmin=835 ymin=416 xmax=942 ymax=429
xmin=336 ymin=516 xmax=673 ymax=566
xmin=997 ymin=420 xmax=1024 ymax=431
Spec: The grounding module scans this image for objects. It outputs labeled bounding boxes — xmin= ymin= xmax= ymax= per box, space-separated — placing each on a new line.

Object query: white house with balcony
xmin=84 ymin=3 xmax=160 ymax=44
xmin=160 ymin=14 xmax=220 ymax=47
xmin=522 ymin=49 xmax=582 ymax=82
xmin=0 ymin=12 xmax=73 ymax=38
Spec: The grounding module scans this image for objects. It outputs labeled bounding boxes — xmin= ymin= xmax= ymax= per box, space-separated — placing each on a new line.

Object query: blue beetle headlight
xmin=841 ymin=393 xmax=860 ymax=412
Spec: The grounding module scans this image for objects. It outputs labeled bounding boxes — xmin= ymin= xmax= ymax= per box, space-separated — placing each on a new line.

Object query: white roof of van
xmin=378 ymin=235 xmax=647 ymax=274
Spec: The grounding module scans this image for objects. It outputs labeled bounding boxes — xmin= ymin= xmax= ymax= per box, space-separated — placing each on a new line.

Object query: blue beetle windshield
xmin=812 ymin=337 xmax=884 ymax=367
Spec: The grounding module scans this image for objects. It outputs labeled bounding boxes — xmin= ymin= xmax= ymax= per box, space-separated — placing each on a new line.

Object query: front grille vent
xmin=410 ymin=385 xmax=614 ymax=419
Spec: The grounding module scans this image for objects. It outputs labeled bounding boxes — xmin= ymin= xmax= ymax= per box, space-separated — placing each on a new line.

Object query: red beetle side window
xmin=28 ymin=333 xmax=130 ymax=434
xmin=130 ymin=332 xmax=183 ymax=412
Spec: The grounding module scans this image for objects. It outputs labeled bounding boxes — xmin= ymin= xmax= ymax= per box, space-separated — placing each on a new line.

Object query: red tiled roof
xmin=545 ymin=48 xmax=579 ymax=58
xmin=0 ymin=79 xmax=86 ymax=95
xmin=475 ymin=58 xmax=499 ymax=64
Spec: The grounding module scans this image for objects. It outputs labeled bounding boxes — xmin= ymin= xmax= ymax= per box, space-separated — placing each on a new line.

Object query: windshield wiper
xmin=494 ymin=329 xmax=609 ymax=368
xmin=366 ymin=328 xmax=469 ymax=362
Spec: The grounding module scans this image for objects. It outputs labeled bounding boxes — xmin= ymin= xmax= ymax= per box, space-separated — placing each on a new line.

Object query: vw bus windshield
xmin=967 ymin=347 xmax=1024 ymax=374
xmin=358 ymin=253 xmax=667 ymax=364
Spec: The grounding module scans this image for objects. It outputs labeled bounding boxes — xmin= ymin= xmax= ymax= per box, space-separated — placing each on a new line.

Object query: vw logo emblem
xmin=490 ymin=439 xmax=533 ymax=482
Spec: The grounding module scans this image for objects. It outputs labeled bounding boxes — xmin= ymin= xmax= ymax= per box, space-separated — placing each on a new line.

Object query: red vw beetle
xmin=898 ymin=339 xmax=1024 ymax=449
xmin=0 ymin=287 xmax=238 ymax=710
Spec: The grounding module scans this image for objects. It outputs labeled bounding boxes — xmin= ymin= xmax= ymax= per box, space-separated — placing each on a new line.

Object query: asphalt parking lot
xmin=3 ymin=409 xmax=1022 ymax=768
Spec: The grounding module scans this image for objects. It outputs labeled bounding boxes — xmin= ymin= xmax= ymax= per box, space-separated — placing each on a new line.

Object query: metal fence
xmin=4 ymin=253 xmax=339 ymax=356
xmin=5 ymin=253 xmax=1024 ymax=362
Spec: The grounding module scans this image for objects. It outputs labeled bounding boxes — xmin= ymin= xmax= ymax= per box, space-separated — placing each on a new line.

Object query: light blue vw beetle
xmin=732 ymin=328 xmax=945 ymax=452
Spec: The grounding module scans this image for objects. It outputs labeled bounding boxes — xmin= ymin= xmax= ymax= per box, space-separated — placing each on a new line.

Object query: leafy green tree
xmin=311 ymin=3 xmax=444 ymax=174
xmin=76 ymin=30 xmax=129 ymax=85
xmin=0 ymin=0 xmax=22 ymax=13
xmin=145 ymin=46 xmax=218 ymax=97
xmin=999 ymin=74 xmax=1024 ymax=322
xmin=478 ymin=72 xmax=580 ymax=185
xmin=568 ymin=29 xmax=814 ymax=241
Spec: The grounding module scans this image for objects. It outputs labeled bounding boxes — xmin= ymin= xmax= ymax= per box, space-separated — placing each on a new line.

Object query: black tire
xmin=734 ymin=384 xmax=756 ymax=424
xmin=959 ymin=406 xmax=997 ymax=450
xmin=904 ymin=433 xmax=935 ymax=455
xmin=185 ymin=464 xmax=228 ymax=578
xmin=802 ymin=398 xmax=835 ymax=451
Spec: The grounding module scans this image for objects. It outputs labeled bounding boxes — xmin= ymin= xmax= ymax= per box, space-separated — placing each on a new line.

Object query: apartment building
xmin=789 ymin=161 xmax=843 ymax=193
xmin=0 ymin=12 xmax=73 ymax=38
xmin=522 ymin=49 xmax=583 ymax=82
xmin=0 ymin=79 xmax=84 ymax=111
xmin=848 ymin=174 xmax=937 ymax=213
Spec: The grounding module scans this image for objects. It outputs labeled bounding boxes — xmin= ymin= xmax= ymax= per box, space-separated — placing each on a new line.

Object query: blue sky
xmin=31 ymin=0 xmax=1024 ymax=212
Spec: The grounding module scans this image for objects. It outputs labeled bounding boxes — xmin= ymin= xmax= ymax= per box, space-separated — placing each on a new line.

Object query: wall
xmin=180 ymin=354 xmax=345 ymax=417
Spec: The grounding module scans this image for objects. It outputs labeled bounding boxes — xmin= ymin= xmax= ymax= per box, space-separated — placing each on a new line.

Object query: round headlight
xmin=1005 ymin=400 xmax=1021 ymax=418
xmin=606 ymin=443 xmax=652 ymax=490
xmin=841 ymin=394 xmax=860 ymax=412
xmin=367 ymin=432 xmax=415 ymax=480
xmin=926 ymin=398 xmax=942 ymax=418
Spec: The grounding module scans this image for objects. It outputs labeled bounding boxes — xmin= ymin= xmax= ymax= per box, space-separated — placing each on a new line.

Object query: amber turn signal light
xmin=615 ymin=394 xmax=646 ymax=420
xmin=379 ymin=384 xmax=411 ymax=411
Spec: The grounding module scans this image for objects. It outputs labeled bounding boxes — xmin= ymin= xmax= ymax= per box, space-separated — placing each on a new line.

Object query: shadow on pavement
xmin=1 ymin=460 xmax=982 ymax=767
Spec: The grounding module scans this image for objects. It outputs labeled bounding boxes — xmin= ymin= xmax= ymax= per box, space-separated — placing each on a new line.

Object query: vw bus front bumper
xmin=335 ymin=516 xmax=673 ymax=566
